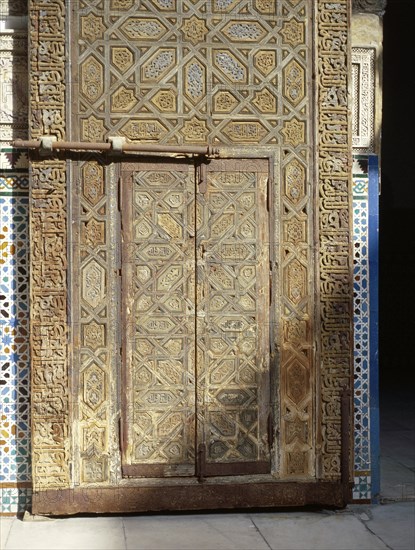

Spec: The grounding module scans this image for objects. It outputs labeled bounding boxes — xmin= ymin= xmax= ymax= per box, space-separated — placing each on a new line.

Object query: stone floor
xmin=1 ymin=388 xmax=414 ymax=550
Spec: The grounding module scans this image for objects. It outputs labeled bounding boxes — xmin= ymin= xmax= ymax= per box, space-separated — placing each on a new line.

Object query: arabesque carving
xmin=316 ymin=0 xmax=353 ymax=479
xmin=29 ymin=0 xmax=69 ymax=489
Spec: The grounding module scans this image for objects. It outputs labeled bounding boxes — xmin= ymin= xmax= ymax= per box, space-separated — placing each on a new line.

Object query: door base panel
xmin=32 ymin=481 xmax=351 ymax=515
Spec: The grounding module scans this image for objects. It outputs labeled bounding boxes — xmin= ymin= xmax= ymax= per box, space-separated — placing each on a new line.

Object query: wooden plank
xmin=32 ymin=481 xmax=349 ymax=515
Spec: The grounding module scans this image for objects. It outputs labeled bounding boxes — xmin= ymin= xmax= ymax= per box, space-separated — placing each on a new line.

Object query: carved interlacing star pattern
xmin=122 ymin=163 xmax=197 ymax=472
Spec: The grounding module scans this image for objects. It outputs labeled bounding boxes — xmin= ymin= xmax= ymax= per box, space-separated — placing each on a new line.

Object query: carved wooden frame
xmin=29 ymin=0 xmax=353 ymax=514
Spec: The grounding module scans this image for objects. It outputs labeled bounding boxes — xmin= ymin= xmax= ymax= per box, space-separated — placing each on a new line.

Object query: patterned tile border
xmin=351 ymin=154 xmax=379 ymax=502
xmin=1 ymin=145 xmax=31 ymax=515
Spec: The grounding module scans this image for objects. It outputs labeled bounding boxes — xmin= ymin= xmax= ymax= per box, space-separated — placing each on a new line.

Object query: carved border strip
xmin=352 ymin=48 xmax=375 ymax=152
xmin=279 ymin=0 xmax=315 ymax=479
xmin=29 ymin=0 xmax=69 ymax=490
xmin=316 ymin=0 xmax=353 ymax=480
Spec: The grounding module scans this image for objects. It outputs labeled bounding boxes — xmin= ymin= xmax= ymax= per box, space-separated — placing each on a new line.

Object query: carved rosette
xmin=316 ymin=0 xmax=353 ymax=479
xmin=29 ymin=0 xmax=69 ymax=489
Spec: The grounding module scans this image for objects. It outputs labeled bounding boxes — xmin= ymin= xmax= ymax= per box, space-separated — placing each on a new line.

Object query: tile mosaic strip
xmin=0 ymin=486 xmax=32 ymax=514
xmin=0 ymin=149 xmax=29 ymax=195
xmin=353 ymin=474 xmax=372 ymax=501
xmin=0 ymin=195 xmax=31 ymax=490
xmin=353 ymin=193 xmax=370 ymax=473
xmin=351 ymin=153 xmax=379 ymax=502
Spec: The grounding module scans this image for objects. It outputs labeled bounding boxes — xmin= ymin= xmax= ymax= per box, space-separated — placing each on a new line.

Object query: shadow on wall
xmin=380 ymin=0 xmax=415 ymax=398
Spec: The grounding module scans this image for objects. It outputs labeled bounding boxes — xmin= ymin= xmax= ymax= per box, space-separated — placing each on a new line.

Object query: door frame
xmin=119 ymin=153 xmax=275 ymax=479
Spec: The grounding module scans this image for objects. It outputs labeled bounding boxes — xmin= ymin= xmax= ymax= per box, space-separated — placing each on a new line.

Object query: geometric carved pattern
xmin=73 ymin=0 xmax=317 ymax=484
xmin=121 ymin=162 xmax=196 ymax=475
xmin=279 ymin=0 xmax=313 ymax=479
xmin=76 ymin=2 xmax=293 ymax=145
xmin=198 ymin=159 xmax=270 ymax=469
xmin=77 ymin=157 xmax=112 ymax=485
xmin=121 ymin=159 xmax=271 ymax=475
xmin=283 ymin=60 xmax=305 ymax=107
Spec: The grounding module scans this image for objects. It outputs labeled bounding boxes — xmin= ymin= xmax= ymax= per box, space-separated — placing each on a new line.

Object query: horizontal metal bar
xmin=11 ymin=139 xmax=218 ymax=157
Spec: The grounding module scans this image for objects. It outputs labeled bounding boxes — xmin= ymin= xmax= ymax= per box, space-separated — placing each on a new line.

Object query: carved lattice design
xmin=76 ymin=1 xmax=295 ymax=145
xmin=121 ymin=162 xmax=196 ymax=475
xmin=197 ymin=159 xmax=270 ymax=470
xmin=76 ymin=158 xmax=114 ymax=485
xmin=279 ymin=0 xmax=314 ymax=478
xmin=121 ymin=159 xmax=271 ymax=475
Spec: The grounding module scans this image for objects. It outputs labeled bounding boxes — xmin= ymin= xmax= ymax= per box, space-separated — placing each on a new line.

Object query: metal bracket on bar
xmin=108 ymin=136 xmax=126 ymax=154
xmin=39 ymin=135 xmax=57 ymax=156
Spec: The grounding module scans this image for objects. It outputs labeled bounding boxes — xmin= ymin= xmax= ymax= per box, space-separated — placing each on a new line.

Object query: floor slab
xmin=123 ymin=513 xmax=268 ymax=550
xmin=248 ymin=511 xmax=388 ymax=550
xmin=365 ymin=502 xmax=415 ymax=550
xmin=3 ymin=516 xmax=125 ymax=550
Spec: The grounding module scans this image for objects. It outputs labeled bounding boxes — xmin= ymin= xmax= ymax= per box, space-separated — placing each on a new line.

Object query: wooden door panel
xmin=197 ymin=159 xmax=271 ymax=475
xmin=121 ymin=157 xmax=271 ymax=478
xmin=121 ymin=161 xmax=196 ymax=477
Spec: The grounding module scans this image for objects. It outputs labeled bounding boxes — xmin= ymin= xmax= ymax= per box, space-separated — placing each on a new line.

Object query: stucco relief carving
xmin=29 ymin=0 xmax=69 ymax=490
xmin=317 ymin=0 xmax=353 ymax=479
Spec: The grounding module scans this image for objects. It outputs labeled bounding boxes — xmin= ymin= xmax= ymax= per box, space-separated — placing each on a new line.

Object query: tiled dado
xmin=0 ymin=149 xmax=31 ymax=515
xmin=352 ymin=155 xmax=379 ymax=502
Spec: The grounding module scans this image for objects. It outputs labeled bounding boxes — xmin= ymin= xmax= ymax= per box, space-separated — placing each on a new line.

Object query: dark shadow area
xmin=380 ymin=0 xmax=415 ymax=500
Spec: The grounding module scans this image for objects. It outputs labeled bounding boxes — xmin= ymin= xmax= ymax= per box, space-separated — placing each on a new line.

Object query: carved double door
xmin=121 ymin=157 xmax=272 ymax=479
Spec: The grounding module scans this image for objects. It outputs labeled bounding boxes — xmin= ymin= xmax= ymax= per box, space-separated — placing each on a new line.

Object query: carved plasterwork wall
xmin=316 ymin=0 xmax=353 ymax=480
xmin=352 ymin=48 xmax=375 ymax=152
xmin=71 ymin=0 xmax=317 ymax=483
xmin=29 ymin=0 xmax=69 ymax=490
xmin=28 ymin=0 xmax=353 ymax=503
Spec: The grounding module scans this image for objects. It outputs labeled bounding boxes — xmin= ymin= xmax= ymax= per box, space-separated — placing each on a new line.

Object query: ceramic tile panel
xmin=0 ymin=150 xmax=31 ymax=516
xmin=0 ymin=1 xmax=31 ymax=515
xmin=352 ymin=155 xmax=379 ymax=502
